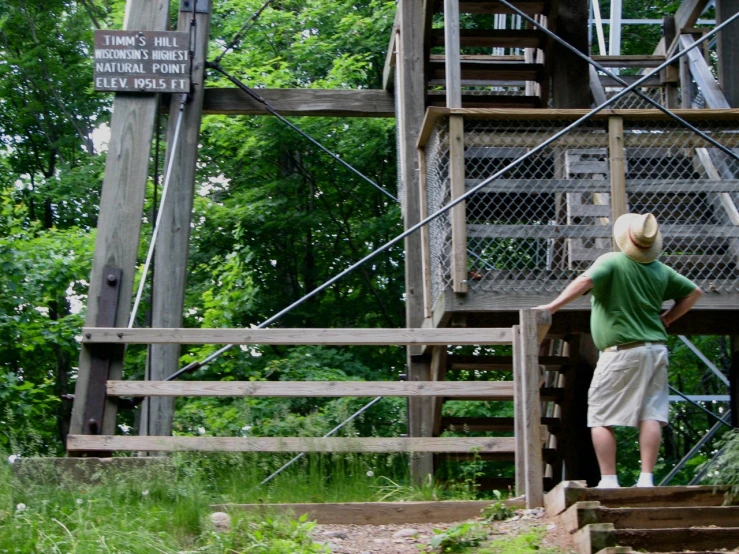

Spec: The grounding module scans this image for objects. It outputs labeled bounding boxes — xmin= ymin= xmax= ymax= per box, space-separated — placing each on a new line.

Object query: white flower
xmin=7 ymin=454 xmax=18 ymax=464
xmin=142 ymin=490 xmax=149 ymax=496
xmin=76 ymin=498 xmax=84 ymax=505
xmin=197 ymin=427 xmax=206 ymax=435
xmin=16 ymin=503 xmax=26 ymax=512
xmin=366 ymin=470 xmax=374 ymax=477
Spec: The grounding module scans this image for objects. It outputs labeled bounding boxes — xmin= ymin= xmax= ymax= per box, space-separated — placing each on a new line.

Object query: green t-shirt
xmin=583 ymin=252 xmax=697 ymax=351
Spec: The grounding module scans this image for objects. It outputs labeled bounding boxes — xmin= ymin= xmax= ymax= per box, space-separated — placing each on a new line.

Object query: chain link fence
xmin=423 ymin=114 xmax=739 ymax=307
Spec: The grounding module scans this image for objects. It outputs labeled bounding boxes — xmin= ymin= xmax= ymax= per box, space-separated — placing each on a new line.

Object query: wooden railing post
xmin=518 ymin=309 xmax=544 ymax=508
xmin=608 ymin=116 xmax=627 ymax=251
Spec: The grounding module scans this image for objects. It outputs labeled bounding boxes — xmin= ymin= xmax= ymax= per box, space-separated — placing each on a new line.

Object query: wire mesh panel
xmin=622 ymin=118 xmax=739 ymax=292
xmin=422 ymin=113 xmax=739 ymax=305
xmin=425 ymin=117 xmax=453 ymax=307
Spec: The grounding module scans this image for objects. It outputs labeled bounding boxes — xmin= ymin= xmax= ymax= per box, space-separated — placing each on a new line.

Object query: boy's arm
xmin=536 ymin=274 xmax=594 ymax=314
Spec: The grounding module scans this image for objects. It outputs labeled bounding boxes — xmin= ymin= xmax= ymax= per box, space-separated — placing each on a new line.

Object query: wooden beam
xmin=107 ymin=380 xmax=516 ymax=398
xmin=519 ymin=309 xmax=544 ymax=508
xmin=716 ymin=0 xmax=739 ymax=107
xmin=608 ymin=116 xmax=627 ymax=251
xmin=144 ymin=0 xmax=211 ymax=439
xmin=447 ymin=354 xmax=568 ymax=371
xmin=81 ymin=327 xmax=513 ymax=345
xmin=66 ymin=435 xmax=518 ymax=453
xmin=679 ymin=34 xmax=731 ymax=109
xmin=443 ymin=0 xmax=462 ymax=108
xmin=214 ymin=500 xmax=522 ymax=525
xmin=449 ymin=115 xmax=468 ymax=294
xmin=430 ymin=28 xmax=546 ymax=49
xmin=382 ymin=11 xmax=399 ymax=91
xmin=455 ymin=1 xmax=549 ymax=15
xmin=190 ymin=88 xmax=395 ymax=117
xmin=69 ymin=0 xmax=171 ymax=437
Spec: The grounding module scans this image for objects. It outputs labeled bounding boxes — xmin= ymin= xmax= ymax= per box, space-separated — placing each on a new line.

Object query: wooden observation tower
xmin=67 ymin=0 xmax=739 ymax=509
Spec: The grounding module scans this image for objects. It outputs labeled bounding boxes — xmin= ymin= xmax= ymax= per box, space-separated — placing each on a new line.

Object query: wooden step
xmin=446 ymin=354 xmax=568 ymax=371
xmin=436 ymin=0 xmax=551 ymax=16
xmin=575 ymin=523 xmax=739 ymax=554
xmin=562 ymin=501 xmax=739 ymax=533
xmin=429 ymin=60 xmax=545 ymax=82
xmin=545 ymin=481 xmax=734 ymax=517
xmin=427 ymin=93 xmax=542 ymax=109
xmin=436 ymin=447 xmax=556 ymax=463
xmin=431 ymin=28 xmax=546 ymax=49
xmin=441 ymin=416 xmax=560 ymax=433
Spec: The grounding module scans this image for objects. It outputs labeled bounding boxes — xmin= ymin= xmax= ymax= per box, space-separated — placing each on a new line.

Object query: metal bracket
xmin=180 ymin=0 xmax=210 ymax=13
xmin=82 ymin=266 xmax=123 ymax=437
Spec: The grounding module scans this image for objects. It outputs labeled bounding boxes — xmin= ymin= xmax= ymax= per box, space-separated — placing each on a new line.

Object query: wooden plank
xmin=66 ymin=435 xmax=518 ymax=453
xmin=427 ymin=94 xmax=542 ymax=109
xmin=466 ymin=178 xmax=739 ymax=194
xmin=679 ymin=34 xmax=731 ymax=109
xmin=431 ymin=28 xmax=546 ymax=49
xmin=107 ymin=380 xmax=516 ymax=398
xmin=610 ymin=527 xmax=739 ymax=552
xmin=144 ymin=2 xmax=211 ymax=439
xmin=82 ymin=327 xmax=513 ymax=345
xmin=192 ymin=88 xmax=396 ymax=117
xmin=430 ymin=346 xmax=448 ymax=436
xmin=591 ymin=55 xmax=666 ymax=68
xmin=466 ymin=224 xmax=739 ymax=239
xmin=449 ymin=115 xmax=468 ymax=294
xmin=520 ymin=309 xmax=543 ymax=508
xmin=674 ymin=0 xmax=711 ymax=29
xmin=546 ymin=482 xmax=734 ymax=516
xmin=213 ymin=500 xmax=521 ymax=525
xmin=455 ymin=1 xmax=548 ymax=15
xmin=382 ymin=12 xmax=399 ymax=91
xmin=428 ymin=60 xmax=544 ymax=82
xmin=609 ymin=116 xmax=627 ymax=252
xmin=598 ymin=506 xmax=739 ymax=530
xmin=447 ymin=354 xmax=568 ymax=371
xmin=442 ymin=416 xmax=561 ymax=432
xmin=69 ymin=0 xmax=171 ymax=438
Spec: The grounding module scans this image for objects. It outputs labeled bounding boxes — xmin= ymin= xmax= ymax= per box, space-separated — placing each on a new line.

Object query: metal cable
xmin=668 ymin=384 xmax=733 ymax=427
xmin=498 ymin=0 xmax=739 ymax=163
xmin=213 ymin=0 xmax=276 ymax=64
xmin=128 ymin=96 xmax=188 ymax=328
xmin=166 ymin=11 xmax=739 ymax=380
xmin=258 ymin=396 xmax=383 ymax=487
xmin=209 ymin=63 xmax=398 ymax=202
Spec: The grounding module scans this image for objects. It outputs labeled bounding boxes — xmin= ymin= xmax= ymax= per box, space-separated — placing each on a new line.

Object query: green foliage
xmin=372 ymin=474 xmax=479 ymax=502
xmin=481 ymin=492 xmax=515 ymax=522
xmin=709 ymin=429 xmax=739 ymax=502
xmin=476 ymin=526 xmax=567 ymax=554
xmin=430 ymin=522 xmax=488 ymax=552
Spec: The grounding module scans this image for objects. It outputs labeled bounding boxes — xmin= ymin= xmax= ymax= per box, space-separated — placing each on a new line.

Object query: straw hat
xmin=613 ymin=213 xmax=663 ymax=263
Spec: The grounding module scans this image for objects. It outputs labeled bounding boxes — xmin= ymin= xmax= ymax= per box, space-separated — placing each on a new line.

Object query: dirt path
xmin=312 ymin=508 xmax=578 ymax=553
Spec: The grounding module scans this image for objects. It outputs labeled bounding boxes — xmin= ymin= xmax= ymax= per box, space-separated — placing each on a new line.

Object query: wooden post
xmin=513 ymin=325 xmax=525 ymax=495
xmin=449 ymin=115 xmax=467 ymax=294
xmin=419 ymin=148 xmax=432 ymax=320
xmin=408 ymin=355 xmax=434 ymax=484
xmin=551 ymin=0 xmax=590 ymax=108
xmin=608 ymin=116 xmax=627 ymax=251
xmin=142 ymin=1 xmax=212 ymax=437
xmin=443 ymin=0 xmax=466 ymax=294
xmin=716 ymin=0 xmax=739 ymax=108
xmin=662 ymin=16 xmax=680 ymax=108
xmin=520 ymin=309 xmax=544 ymax=508
xmin=397 ymin=0 xmax=433 ymax=484
xmin=731 ymin=336 xmax=739 ymax=428
xmin=69 ymin=0 xmax=171 ymax=438
xmin=430 ymin=346 xmax=448 ymax=437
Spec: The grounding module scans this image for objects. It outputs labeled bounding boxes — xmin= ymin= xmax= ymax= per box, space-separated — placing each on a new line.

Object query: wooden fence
xmin=67 ymin=309 xmax=550 ymax=507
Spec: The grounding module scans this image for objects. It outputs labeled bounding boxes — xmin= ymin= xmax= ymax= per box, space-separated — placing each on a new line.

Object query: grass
xmin=0 ymin=452 xmax=482 ymax=552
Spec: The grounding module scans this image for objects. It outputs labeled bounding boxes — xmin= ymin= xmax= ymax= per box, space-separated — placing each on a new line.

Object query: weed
xmin=430 ymin=522 xmax=488 ymax=552
xmin=476 ymin=526 xmax=568 ymax=554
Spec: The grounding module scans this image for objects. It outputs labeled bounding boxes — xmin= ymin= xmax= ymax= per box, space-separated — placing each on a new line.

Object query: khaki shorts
xmin=587 ymin=343 xmax=669 ymax=428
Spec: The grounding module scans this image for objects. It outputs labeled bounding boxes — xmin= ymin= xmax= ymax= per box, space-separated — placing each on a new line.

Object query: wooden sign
xmin=94 ymin=31 xmax=191 ymax=93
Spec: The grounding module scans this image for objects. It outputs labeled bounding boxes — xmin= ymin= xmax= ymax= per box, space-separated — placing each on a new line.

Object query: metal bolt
xmin=85 ymin=333 xmax=91 ymax=339
xmin=117 ymin=332 xmax=124 ymax=338
xmin=106 ymin=274 xmax=118 ymax=285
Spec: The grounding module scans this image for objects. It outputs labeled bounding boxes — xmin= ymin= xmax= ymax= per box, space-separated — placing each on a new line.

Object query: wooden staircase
xmin=428 ymin=0 xmax=552 ymax=109
xmin=430 ymin=335 xmax=569 ymax=494
xmin=546 ymin=481 xmax=739 ymax=554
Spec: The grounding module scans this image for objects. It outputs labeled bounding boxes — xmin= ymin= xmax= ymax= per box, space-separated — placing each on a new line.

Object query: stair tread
xmin=431 ymin=28 xmax=546 ymax=49
xmin=436 ymin=0 xmax=551 ymax=16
